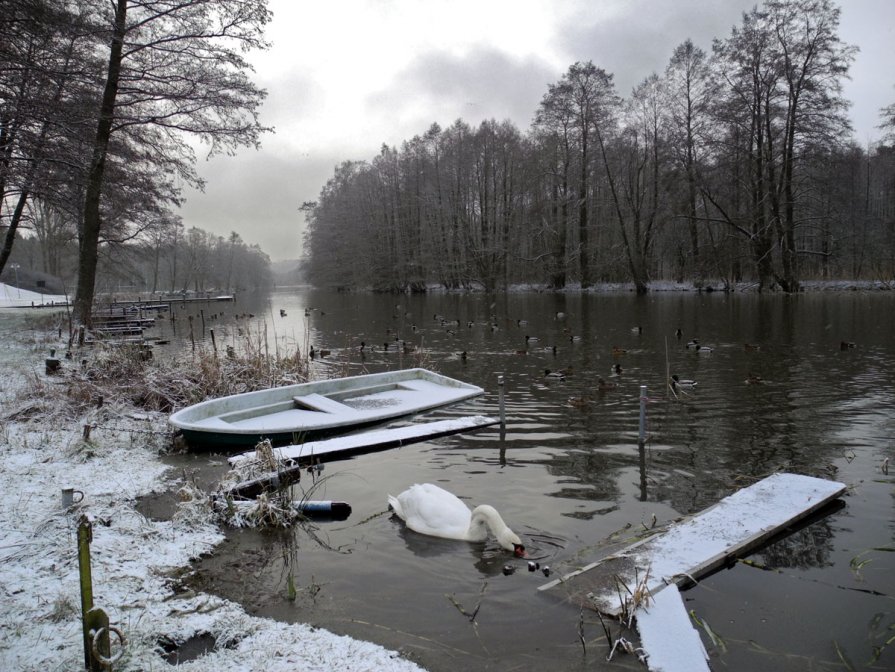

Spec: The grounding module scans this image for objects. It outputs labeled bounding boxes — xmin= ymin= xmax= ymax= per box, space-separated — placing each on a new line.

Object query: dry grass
xmin=7 ymin=334 xmax=310 ymax=420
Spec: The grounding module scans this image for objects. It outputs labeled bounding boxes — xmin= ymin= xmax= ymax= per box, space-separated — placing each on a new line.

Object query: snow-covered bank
xmin=0 ymin=325 xmax=424 ymax=671
xmin=0 ymin=281 xmax=69 ymax=307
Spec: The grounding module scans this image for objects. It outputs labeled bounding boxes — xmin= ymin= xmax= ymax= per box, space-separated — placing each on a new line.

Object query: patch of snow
xmin=0 ymin=329 xmax=425 ymax=671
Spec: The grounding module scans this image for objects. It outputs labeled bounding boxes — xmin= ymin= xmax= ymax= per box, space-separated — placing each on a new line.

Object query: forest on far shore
xmin=303 ymin=0 xmax=895 ymax=294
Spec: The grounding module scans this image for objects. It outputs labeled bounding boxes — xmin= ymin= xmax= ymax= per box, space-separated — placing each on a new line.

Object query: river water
xmin=153 ymin=287 xmax=893 ymax=671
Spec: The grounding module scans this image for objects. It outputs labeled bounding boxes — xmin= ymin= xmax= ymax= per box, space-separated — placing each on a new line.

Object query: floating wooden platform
xmin=539 ymin=473 xmax=847 ymax=616
xmin=636 ymin=584 xmax=710 ymax=672
xmin=224 ymin=415 xmax=499 ymax=498
xmin=229 ymin=415 xmax=499 ymax=468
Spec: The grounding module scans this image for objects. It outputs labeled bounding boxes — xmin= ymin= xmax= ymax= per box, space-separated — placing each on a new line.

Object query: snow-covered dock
xmin=539 ymin=473 xmax=847 ymax=615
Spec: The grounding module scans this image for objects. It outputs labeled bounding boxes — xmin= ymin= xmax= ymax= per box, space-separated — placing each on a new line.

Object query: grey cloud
xmin=178 ymin=150 xmax=339 ymax=261
xmin=254 ymin=70 xmax=324 ymax=130
xmin=559 ymin=0 xmax=746 ymax=94
xmin=369 ymin=46 xmax=558 ymax=132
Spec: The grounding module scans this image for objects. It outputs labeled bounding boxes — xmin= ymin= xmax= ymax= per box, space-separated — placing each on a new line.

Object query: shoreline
xmin=1 ymin=278 xmax=892 ymax=314
xmin=0 ymin=322 xmax=425 ymax=671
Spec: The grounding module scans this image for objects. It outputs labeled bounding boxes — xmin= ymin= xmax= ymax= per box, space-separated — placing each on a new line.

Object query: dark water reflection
xmin=165 ymin=288 xmax=895 ymax=671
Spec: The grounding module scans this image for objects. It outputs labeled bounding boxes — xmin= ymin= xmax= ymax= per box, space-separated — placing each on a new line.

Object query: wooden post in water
xmin=209 ymin=328 xmax=217 ymax=354
xmin=188 ymin=315 xmax=195 ymax=352
xmin=498 ymin=374 xmax=506 ymax=435
xmin=638 ymin=385 xmax=647 ymax=445
xmin=200 ymin=309 xmax=206 ymax=334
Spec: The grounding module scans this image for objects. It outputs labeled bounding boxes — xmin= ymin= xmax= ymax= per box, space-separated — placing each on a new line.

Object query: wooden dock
xmin=539 ymin=473 xmax=847 ymax=616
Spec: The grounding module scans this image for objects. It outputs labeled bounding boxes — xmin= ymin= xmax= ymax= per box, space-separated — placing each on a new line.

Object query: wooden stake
xmin=78 ymin=517 xmax=94 ymax=670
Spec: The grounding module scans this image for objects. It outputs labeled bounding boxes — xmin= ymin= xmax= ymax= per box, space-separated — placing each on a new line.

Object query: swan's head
xmin=500 ymin=530 xmax=526 ymax=557
xmin=474 ymin=505 xmax=526 ymax=556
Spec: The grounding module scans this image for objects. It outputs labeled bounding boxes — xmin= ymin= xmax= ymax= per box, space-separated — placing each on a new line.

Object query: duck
xmin=840 ymin=340 xmax=856 ymax=350
xmin=744 ymin=343 xmax=761 ymax=352
xmin=279 ymin=309 xmax=287 ymax=317
xmin=631 ymin=326 xmax=642 ymax=335
xmin=567 ymin=395 xmax=593 ymax=408
xmin=694 ymin=344 xmax=713 ymax=353
xmin=611 ymin=346 xmax=627 ymax=356
xmin=387 ymin=483 xmax=525 ymax=556
xmin=597 ymin=377 xmax=617 ymax=391
xmin=675 ymin=328 xmax=683 ymax=339
xmin=685 ymin=338 xmax=700 ymax=349
xmin=544 ymin=368 xmax=566 ymax=381
xmin=671 ymin=374 xmax=697 ymax=388
xmin=612 ymin=363 xmax=623 ymax=375
xmin=525 ymin=335 xmax=540 ymax=343
xmin=745 ymin=372 xmax=763 ymax=385
xmin=568 ymin=334 xmax=582 ymax=343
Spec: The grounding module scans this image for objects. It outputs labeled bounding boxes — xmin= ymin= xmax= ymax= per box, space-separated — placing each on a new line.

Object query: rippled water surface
xmin=156 ymin=288 xmax=894 ymax=671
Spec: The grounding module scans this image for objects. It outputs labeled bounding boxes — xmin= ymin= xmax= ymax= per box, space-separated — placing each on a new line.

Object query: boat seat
xmin=293 ymin=393 xmax=353 ymax=414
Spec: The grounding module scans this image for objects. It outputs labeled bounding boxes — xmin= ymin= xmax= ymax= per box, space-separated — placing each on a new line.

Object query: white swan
xmin=388 ymin=483 xmax=525 ymax=556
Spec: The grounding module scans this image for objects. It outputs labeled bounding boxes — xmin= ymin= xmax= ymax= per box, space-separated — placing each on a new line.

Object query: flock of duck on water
xmin=298 ymin=308 xmax=784 ymax=397
xmin=293 ymin=307 xmax=862 ymax=561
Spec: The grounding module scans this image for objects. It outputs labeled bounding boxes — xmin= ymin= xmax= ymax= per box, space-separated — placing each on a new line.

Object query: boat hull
xmin=169 ymin=368 xmax=484 ymax=448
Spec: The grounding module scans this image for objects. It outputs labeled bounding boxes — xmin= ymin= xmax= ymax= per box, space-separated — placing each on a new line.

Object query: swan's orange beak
xmin=513 ymin=543 xmax=526 ymax=558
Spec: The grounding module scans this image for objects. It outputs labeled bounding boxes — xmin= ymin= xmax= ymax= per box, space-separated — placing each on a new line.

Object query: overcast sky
xmin=176 ymin=0 xmax=895 ymax=263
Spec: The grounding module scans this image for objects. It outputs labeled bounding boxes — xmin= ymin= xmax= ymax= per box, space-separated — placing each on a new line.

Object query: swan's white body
xmin=388 ymin=483 xmax=523 ymax=553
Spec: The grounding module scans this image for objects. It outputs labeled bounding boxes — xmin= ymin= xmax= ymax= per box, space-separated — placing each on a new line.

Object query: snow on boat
xmin=169 ymin=368 xmax=485 ymax=447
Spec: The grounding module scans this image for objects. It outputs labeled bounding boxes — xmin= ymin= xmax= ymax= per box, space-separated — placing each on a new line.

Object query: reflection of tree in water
xmin=543 ymin=450 xmax=623 ymax=500
xmin=752 ymin=518 xmax=836 ymax=570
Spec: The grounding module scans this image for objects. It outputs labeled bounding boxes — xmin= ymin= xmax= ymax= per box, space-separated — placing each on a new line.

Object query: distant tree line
xmin=2 ymin=224 xmax=271 ymax=296
xmin=0 ymin=0 xmax=270 ymax=322
xmin=304 ymin=0 xmax=895 ymax=293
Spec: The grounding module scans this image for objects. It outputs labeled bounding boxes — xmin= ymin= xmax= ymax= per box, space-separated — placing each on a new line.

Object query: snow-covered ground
xmin=0 ymin=314 xmax=424 ymax=671
xmin=0 ymin=282 xmax=69 ymax=308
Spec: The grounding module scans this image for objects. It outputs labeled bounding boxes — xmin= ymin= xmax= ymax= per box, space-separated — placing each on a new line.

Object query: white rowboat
xmin=169 ymin=368 xmax=484 ymax=447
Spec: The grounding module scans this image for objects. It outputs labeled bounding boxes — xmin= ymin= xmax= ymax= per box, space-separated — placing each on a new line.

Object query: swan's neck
xmin=469 ymin=505 xmax=519 ymax=550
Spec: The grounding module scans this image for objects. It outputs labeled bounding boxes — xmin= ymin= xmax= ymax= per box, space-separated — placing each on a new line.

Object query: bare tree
xmin=664 ymin=39 xmax=711 ymax=283
xmin=72 ymin=0 xmax=271 ymax=324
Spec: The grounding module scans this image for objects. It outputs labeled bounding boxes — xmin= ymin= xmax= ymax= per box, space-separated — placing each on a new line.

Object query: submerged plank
xmin=228 ymin=415 xmax=500 ymax=468
xmin=636 ymin=585 xmax=710 ymax=672
xmin=539 ymin=473 xmax=846 ymax=616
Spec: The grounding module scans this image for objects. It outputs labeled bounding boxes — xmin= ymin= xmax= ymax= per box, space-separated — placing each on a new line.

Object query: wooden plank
xmin=224 ymin=416 xmax=500 ymax=497
xmin=539 ymin=473 xmax=846 ymax=616
xmin=293 ymin=393 xmax=353 ymax=414
xmin=635 ymin=585 xmax=710 ymax=672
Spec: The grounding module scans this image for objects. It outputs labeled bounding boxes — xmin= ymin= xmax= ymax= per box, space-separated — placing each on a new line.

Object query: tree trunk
xmin=73 ymin=0 xmax=127 ymax=326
